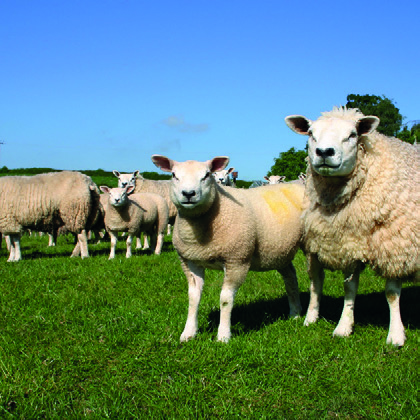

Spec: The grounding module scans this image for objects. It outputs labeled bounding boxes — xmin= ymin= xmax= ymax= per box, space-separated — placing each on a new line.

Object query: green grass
xmin=0 ymin=234 xmax=418 ymax=419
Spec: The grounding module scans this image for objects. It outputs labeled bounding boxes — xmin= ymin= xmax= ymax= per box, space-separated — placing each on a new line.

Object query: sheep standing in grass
xmin=113 ymin=170 xmax=176 ymax=241
xmin=99 ymin=186 xmax=169 ymax=258
xmin=285 ymin=107 xmax=419 ymax=346
xmin=0 ymin=171 xmax=100 ymax=261
xmin=152 ymin=154 xmax=305 ymax=342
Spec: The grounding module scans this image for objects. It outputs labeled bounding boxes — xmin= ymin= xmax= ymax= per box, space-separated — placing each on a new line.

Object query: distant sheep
xmin=285 ymin=106 xmax=419 ymax=346
xmin=0 ymin=171 xmax=100 ymax=261
xmin=152 ymin=154 xmax=305 ymax=342
xmin=213 ymin=167 xmax=236 ymax=186
xmin=99 ymin=186 xmax=169 ymax=258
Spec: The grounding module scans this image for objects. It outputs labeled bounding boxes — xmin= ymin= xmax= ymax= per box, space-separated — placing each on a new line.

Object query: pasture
xmin=0 ymin=233 xmax=418 ymax=419
xmin=0 ymin=170 xmax=418 ymax=418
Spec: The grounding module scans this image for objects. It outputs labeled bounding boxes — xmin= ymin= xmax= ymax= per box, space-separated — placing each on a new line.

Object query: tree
xmin=397 ymin=122 xmax=420 ymax=145
xmin=346 ymin=94 xmax=403 ymax=137
xmin=268 ymin=147 xmax=307 ymax=181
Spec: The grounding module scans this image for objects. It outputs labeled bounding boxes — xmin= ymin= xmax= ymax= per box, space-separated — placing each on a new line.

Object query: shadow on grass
xmin=206 ymin=286 xmax=420 ymax=333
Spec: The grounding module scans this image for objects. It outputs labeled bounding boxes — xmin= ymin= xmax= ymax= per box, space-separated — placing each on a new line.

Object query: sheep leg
xmin=304 ymin=254 xmax=325 ymax=326
xmin=154 ymin=233 xmax=164 ymax=255
xmin=71 ymin=242 xmax=81 ymax=257
xmin=8 ymin=234 xmax=21 ymax=262
xmin=333 ymin=267 xmax=360 ymax=338
xmin=135 ymin=236 xmax=143 ymax=249
xmin=142 ymin=234 xmax=150 ymax=250
xmin=385 ymin=278 xmax=405 ymax=346
xmin=126 ymin=234 xmax=133 ymax=258
xmin=180 ymin=259 xmax=205 ymax=342
xmin=278 ymin=263 xmax=302 ymax=317
xmin=167 ymin=224 xmax=171 ymax=235
xmin=109 ymin=231 xmax=118 ymax=259
xmin=218 ymin=263 xmax=250 ymax=342
xmin=77 ymin=229 xmax=89 ymax=259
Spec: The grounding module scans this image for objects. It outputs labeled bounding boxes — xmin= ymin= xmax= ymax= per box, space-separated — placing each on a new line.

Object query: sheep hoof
xmin=333 ymin=325 xmax=353 ymax=338
xmin=386 ymin=333 xmax=406 ymax=347
xmin=180 ymin=333 xmax=195 ymax=342
xmin=303 ymin=314 xmax=318 ymax=326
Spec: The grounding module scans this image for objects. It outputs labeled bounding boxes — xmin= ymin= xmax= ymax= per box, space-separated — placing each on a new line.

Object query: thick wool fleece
xmin=304 ymin=118 xmax=419 ymax=278
xmin=134 ymin=176 xmax=177 ymax=224
xmin=0 ymin=171 xmax=99 ymax=235
xmin=173 ymin=182 xmax=305 ymax=272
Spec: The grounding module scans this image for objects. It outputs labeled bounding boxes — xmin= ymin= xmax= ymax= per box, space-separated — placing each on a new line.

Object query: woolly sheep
xmin=213 ymin=167 xmax=235 ymax=186
xmin=152 ymin=154 xmax=305 ymax=342
xmin=285 ymin=106 xmax=419 ymax=346
xmin=99 ymin=186 xmax=169 ymax=258
xmin=0 ymin=171 xmax=100 ymax=261
xmin=113 ymin=170 xmax=176 ymax=241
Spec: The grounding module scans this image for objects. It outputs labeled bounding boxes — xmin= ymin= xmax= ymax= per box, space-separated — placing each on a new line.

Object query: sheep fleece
xmin=304 ymin=132 xmax=419 ymax=278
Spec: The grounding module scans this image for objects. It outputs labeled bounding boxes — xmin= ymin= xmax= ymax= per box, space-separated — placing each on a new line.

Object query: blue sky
xmin=1 ymin=0 xmax=418 ymax=181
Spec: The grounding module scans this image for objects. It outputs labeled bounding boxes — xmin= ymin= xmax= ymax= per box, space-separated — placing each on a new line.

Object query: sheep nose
xmin=316 ymin=147 xmax=335 ymax=158
xmin=182 ymin=190 xmax=196 ymax=199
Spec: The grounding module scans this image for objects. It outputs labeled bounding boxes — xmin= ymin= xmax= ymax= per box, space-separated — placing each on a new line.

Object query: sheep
xmin=151 ymin=154 xmax=305 ymax=342
xmin=213 ymin=167 xmax=236 ymax=186
xmin=285 ymin=106 xmax=419 ymax=346
xmin=264 ymin=175 xmax=286 ymax=184
xmin=99 ymin=186 xmax=169 ymax=258
xmin=0 ymin=171 xmax=100 ymax=261
xmin=113 ymin=170 xmax=177 ymax=241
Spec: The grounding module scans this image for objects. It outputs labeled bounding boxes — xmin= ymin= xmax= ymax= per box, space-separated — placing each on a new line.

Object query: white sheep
xmin=0 ymin=171 xmax=100 ymax=261
xmin=213 ymin=167 xmax=236 ymax=186
xmin=264 ymin=175 xmax=286 ymax=184
xmin=113 ymin=170 xmax=176 ymax=241
xmin=285 ymin=106 xmax=419 ymax=346
xmin=152 ymin=154 xmax=305 ymax=342
xmin=99 ymin=186 xmax=169 ymax=258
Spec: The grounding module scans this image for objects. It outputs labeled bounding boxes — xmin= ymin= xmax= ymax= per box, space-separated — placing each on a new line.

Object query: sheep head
xmin=113 ymin=170 xmax=140 ymax=189
xmin=285 ymin=108 xmax=379 ymax=177
xmin=213 ymin=167 xmax=235 ymax=185
xmin=100 ymin=186 xmax=135 ymax=207
xmin=152 ymin=155 xmax=229 ymax=216
xmin=264 ymin=175 xmax=285 ymax=184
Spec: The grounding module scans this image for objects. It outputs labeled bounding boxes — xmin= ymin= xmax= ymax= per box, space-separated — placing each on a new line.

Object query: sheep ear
xmin=285 ymin=115 xmax=312 ymax=135
xmin=209 ymin=157 xmax=229 ymax=173
xmin=100 ymin=186 xmax=111 ymax=194
xmin=264 ymin=176 xmax=269 ymax=181
xmin=133 ymin=170 xmax=140 ymax=177
xmin=151 ymin=154 xmax=173 ymax=172
xmin=126 ymin=185 xmax=135 ymax=195
xmin=227 ymin=167 xmax=235 ymax=174
xmin=113 ymin=170 xmax=120 ymax=177
xmin=357 ymin=116 xmax=380 ymax=136
xmin=280 ymin=176 xmax=286 ymax=181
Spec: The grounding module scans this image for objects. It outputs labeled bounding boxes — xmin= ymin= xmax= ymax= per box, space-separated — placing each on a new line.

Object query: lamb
xmin=152 ymin=154 xmax=305 ymax=342
xmin=99 ymin=186 xmax=169 ymax=258
xmin=0 ymin=171 xmax=100 ymax=261
xmin=285 ymin=106 xmax=419 ymax=346
xmin=113 ymin=170 xmax=177 ymax=241
xmin=213 ymin=167 xmax=236 ymax=186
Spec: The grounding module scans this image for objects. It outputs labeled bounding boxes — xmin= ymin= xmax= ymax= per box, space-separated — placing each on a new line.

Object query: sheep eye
xmin=172 ymin=172 xmax=178 ymax=181
xmin=202 ymin=172 xmax=210 ymax=181
xmin=309 ymin=132 xmax=316 ymax=142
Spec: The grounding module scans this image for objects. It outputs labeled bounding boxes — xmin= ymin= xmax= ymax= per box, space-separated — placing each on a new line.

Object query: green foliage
xmin=0 ymin=236 xmax=418 ymax=418
xmin=268 ymin=147 xmax=308 ymax=181
xmin=346 ymin=94 xmax=403 ymax=137
xmin=398 ymin=123 xmax=420 ymax=145
xmin=236 ymin=180 xmax=253 ymax=188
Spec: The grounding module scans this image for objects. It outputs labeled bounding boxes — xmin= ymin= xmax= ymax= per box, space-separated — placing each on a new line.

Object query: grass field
xmin=0 ymin=231 xmax=418 ymax=419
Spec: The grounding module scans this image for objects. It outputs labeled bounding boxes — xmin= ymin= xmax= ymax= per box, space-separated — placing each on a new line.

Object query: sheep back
xmin=304 ymin=132 xmax=419 ymax=278
xmin=173 ymin=183 xmax=305 ymax=271
xmin=0 ymin=171 xmax=97 ymax=235
xmin=134 ymin=176 xmax=177 ymax=222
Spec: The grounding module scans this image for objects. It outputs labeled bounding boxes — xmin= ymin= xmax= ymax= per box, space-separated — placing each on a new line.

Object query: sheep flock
xmin=1 ymin=106 xmax=418 ymax=346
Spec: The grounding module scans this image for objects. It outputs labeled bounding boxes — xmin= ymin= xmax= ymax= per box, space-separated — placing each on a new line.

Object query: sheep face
xmin=213 ymin=168 xmax=234 ymax=185
xmin=285 ymin=114 xmax=379 ymax=177
xmin=113 ymin=170 xmax=139 ymax=189
xmin=151 ymin=155 xmax=230 ymax=215
xmin=100 ymin=186 xmax=134 ymax=207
